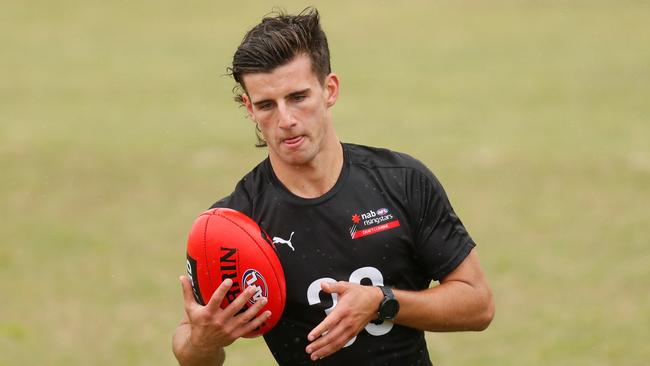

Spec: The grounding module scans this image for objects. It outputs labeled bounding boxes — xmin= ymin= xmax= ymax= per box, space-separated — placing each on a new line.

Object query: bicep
xmin=406 ymin=168 xmax=476 ymax=280
xmin=440 ymin=249 xmax=493 ymax=307
xmin=440 ymin=249 xmax=490 ymax=294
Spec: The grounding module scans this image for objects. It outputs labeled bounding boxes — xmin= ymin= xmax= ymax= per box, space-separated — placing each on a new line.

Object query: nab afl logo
xmin=376 ymin=208 xmax=389 ymax=216
xmin=242 ymin=269 xmax=268 ymax=305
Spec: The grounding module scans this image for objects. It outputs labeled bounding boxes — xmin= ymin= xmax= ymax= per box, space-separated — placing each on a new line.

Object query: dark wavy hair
xmin=227 ymin=7 xmax=331 ymax=147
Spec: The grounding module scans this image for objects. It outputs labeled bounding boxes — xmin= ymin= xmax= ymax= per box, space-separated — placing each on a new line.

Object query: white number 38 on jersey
xmin=306 ymin=266 xmax=393 ymax=347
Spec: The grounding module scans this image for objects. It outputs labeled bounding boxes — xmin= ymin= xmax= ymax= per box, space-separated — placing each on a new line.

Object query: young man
xmin=173 ymin=8 xmax=494 ymax=366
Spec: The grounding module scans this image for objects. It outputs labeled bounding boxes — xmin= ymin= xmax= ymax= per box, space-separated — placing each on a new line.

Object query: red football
xmin=185 ymin=208 xmax=286 ymax=337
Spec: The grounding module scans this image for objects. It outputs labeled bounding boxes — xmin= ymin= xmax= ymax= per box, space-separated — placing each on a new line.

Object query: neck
xmin=270 ymin=139 xmax=344 ymax=199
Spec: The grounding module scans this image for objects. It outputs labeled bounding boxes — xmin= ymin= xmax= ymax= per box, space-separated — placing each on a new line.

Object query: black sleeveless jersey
xmin=212 ymin=143 xmax=476 ymax=366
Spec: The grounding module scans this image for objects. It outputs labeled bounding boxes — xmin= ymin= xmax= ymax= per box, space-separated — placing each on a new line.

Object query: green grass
xmin=1 ymin=0 xmax=649 ymax=365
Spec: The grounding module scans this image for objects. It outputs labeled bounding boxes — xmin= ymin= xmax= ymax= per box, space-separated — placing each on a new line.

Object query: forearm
xmin=393 ymin=280 xmax=494 ymax=332
xmin=390 ymin=249 xmax=494 ymax=332
xmin=172 ymin=323 xmax=225 ymax=366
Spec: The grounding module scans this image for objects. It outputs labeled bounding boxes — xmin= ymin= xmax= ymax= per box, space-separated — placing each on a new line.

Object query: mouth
xmin=282 ymin=135 xmax=304 ymax=146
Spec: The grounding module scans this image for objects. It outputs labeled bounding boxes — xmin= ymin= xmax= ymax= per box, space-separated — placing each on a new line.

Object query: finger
xmin=205 ymin=278 xmax=234 ymax=313
xmin=320 ymin=281 xmax=346 ymax=294
xmin=221 ymin=284 xmax=258 ymax=318
xmin=235 ymin=310 xmax=272 ymax=338
xmin=308 ymin=310 xmax=341 ymax=341
xmin=180 ymin=276 xmax=200 ymax=314
xmin=235 ymin=296 xmax=268 ymax=323
xmin=306 ymin=321 xmax=349 ymax=360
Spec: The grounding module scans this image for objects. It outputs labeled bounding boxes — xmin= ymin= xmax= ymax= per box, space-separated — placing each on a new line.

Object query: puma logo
xmin=272 ymin=232 xmax=295 ymax=251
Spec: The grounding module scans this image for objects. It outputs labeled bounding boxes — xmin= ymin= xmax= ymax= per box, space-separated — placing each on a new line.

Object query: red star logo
xmin=352 ymin=214 xmax=360 ymax=224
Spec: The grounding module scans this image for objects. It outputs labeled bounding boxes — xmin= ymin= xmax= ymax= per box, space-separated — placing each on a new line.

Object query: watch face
xmin=380 ymin=299 xmax=400 ymax=319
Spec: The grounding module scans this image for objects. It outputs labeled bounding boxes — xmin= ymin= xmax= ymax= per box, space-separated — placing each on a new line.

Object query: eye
xmin=292 ymin=94 xmax=306 ymax=102
xmin=259 ymin=102 xmax=273 ymax=111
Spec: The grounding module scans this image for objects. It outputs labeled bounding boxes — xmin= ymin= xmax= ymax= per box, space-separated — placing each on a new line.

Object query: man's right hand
xmin=172 ymin=276 xmax=272 ymax=365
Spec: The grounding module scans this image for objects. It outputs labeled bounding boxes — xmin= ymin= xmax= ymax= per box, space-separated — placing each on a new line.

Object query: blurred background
xmin=1 ymin=0 xmax=649 ymax=365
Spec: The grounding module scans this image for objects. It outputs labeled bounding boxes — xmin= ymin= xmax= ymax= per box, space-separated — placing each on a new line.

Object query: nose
xmin=277 ymin=102 xmax=296 ymax=129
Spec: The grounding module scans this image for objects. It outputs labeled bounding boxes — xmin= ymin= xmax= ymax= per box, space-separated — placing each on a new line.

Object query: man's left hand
xmin=305 ymin=281 xmax=383 ymax=361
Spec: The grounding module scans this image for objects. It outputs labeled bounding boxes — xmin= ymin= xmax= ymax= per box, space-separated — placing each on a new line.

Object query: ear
xmin=324 ymin=73 xmax=340 ymax=108
xmin=242 ymin=93 xmax=255 ymax=121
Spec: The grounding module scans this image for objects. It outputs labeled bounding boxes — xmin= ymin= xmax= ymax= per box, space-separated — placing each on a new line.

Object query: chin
xmin=273 ymin=144 xmax=317 ymax=166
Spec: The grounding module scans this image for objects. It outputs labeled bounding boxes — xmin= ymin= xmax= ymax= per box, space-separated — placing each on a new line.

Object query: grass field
xmin=1 ymin=0 xmax=649 ymax=365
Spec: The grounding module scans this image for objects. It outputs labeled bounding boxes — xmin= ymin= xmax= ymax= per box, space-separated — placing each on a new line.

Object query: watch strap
xmin=379 ymin=285 xmax=394 ymax=299
xmin=377 ymin=285 xmax=398 ymax=320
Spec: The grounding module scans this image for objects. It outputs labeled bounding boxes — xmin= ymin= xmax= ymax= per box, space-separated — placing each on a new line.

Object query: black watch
xmin=377 ymin=286 xmax=400 ymax=321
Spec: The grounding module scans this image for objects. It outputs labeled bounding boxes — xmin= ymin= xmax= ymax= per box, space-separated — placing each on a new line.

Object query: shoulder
xmin=345 ymin=143 xmax=449 ymax=201
xmin=210 ymin=158 xmax=272 ymax=214
xmin=345 ymin=143 xmax=436 ymax=180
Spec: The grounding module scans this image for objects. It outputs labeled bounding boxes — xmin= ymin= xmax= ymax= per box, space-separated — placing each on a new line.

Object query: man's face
xmin=242 ymin=54 xmax=339 ymax=167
